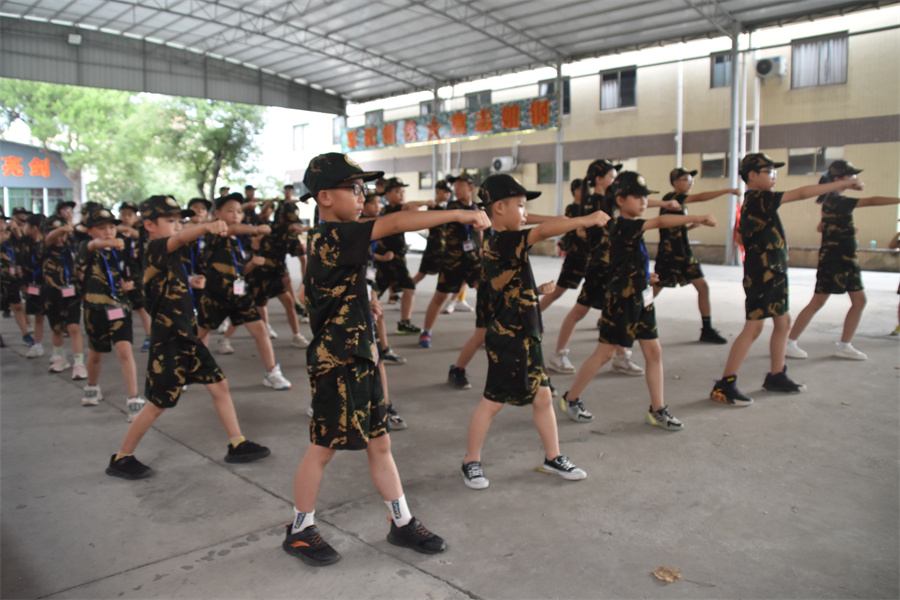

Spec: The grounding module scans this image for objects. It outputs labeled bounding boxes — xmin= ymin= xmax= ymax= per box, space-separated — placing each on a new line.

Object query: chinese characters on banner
xmin=1 ymin=156 xmax=51 ymax=179
xmin=341 ymin=97 xmax=558 ymax=153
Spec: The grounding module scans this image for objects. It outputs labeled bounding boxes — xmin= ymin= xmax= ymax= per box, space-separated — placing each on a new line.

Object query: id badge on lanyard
xmin=61 ymin=285 xmax=76 ymax=298
xmin=27 ymin=284 xmax=40 ymax=296
xmin=233 ymin=278 xmax=246 ymax=296
xmin=106 ymin=305 xmax=125 ymax=320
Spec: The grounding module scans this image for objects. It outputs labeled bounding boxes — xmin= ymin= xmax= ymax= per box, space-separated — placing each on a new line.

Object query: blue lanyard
xmin=181 ymin=263 xmax=195 ymax=302
xmin=231 ymin=237 xmax=244 ymax=277
xmin=461 ymin=201 xmax=475 ymax=236
xmin=639 ymin=241 xmax=650 ymax=282
xmin=100 ymin=249 xmax=120 ymax=299
xmin=31 ymin=248 xmax=41 ymax=282
xmin=2 ymin=243 xmax=13 ymax=263
xmin=61 ymin=248 xmax=72 ymax=283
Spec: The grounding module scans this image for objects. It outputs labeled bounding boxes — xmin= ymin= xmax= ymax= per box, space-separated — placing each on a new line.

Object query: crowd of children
xmin=1 ymin=149 xmax=896 ymax=570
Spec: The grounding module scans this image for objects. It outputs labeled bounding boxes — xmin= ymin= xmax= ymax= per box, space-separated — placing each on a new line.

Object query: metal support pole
xmin=554 ymin=60 xmax=564 ymax=216
xmin=431 ymin=90 xmax=439 ymax=191
xmin=675 ymin=44 xmax=684 ymax=167
xmin=725 ymin=22 xmax=742 ymax=266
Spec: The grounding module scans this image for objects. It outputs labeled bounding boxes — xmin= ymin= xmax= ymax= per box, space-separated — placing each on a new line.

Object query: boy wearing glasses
xmin=653 ymin=167 xmax=737 ymax=344
xmin=710 ymin=153 xmax=865 ymax=406
xmin=283 ymin=153 xmax=490 ymax=567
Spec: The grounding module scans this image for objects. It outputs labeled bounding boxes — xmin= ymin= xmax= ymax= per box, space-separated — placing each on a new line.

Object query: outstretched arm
xmin=371 ymin=209 xmax=490 ymax=240
xmin=857 ymin=196 xmax=900 ymax=208
xmin=166 ymin=219 xmax=228 ymax=253
xmin=686 ymin=188 xmax=740 ymax=203
xmin=527 ymin=210 xmax=610 ymax=247
xmin=228 ymin=223 xmax=271 ymax=236
xmin=783 ymin=178 xmax=864 ymax=203
xmin=642 ymin=214 xmax=717 ymax=231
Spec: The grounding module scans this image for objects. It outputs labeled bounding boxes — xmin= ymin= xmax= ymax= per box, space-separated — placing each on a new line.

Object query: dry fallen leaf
xmin=841 ymin=401 xmax=851 ymax=406
xmin=652 ymin=566 xmax=682 ymax=585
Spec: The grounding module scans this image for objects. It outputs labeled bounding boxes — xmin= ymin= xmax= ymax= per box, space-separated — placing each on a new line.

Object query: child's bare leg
xmin=86 ymin=350 xmax=103 ymax=385
xmin=197 ymin=326 xmax=210 ymax=345
xmin=366 ymin=435 xmax=403 ymax=501
xmin=379 ymin=359 xmax=390 ymax=404
xmin=638 ymin=339 xmax=664 ymax=411
xmin=692 ymin=277 xmax=711 ymax=317
xmin=770 ymin=313 xmax=791 ymax=374
xmin=455 ymin=327 xmax=486 ymax=370
xmin=258 ymin=305 xmax=269 ymax=325
xmin=400 ymin=288 xmax=415 ymax=322
xmin=245 ymin=320 xmax=276 ymax=371
xmin=206 ymin=379 xmax=242 ymax=439
xmin=224 ymin=322 xmax=239 ymax=340
xmin=423 ymin=291 xmax=450 ymax=331
xmin=464 ymin=398 xmax=503 ymax=463
xmin=539 ymin=285 xmax=566 ymax=311
xmin=51 ymin=329 xmax=63 ymax=349
xmin=12 ymin=303 xmax=29 ymax=336
xmin=33 ymin=314 xmax=44 ymax=343
xmin=567 ymin=342 xmax=616 ymax=399
xmin=556 ymin=303 xmax=589 ymax=352
xmin=532 ymin=387 xmax=560 ymax=459
xmin=114 ymin=340 xmax=139 ymax=397
xmin=118 ymin=403 xmax=165 ymax=455
xmin=277 ymin=291 xmax=300 ymax=335
xmin=376 ymin=313 xmax=389 ymax=349
xmin=789 ymin=293 xmax=828 ymax=340
xmin=293 ymin=443 xmax=336 ymax=512
xmin=842 ymin=290 xmax=866 ymax=343
xmin=67 ymin=323 xmax=83 ymax=355
xmin=722 ymin=320 xmax=766 ymax=377
xmin=136 ymin=307 xmax=151 ymax=336
xmin=412 ymin=272 xmax=425 ymax=285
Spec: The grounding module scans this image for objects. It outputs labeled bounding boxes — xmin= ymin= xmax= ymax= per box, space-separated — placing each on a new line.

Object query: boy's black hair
xmin=570 ymin=178 xmax=583 ymax=195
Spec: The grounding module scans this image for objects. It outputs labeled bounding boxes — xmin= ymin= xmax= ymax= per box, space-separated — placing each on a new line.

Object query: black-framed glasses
xmin=331 ymin=183 xmax=365 ymax=196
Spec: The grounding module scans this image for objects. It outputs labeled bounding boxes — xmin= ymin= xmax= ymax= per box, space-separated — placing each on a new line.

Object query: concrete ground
xmin=2 ymin=255 xmax=898 ymax=600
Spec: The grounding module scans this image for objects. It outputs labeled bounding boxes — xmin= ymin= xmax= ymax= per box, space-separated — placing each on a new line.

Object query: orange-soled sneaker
xmin=282 ymin=525 xmax=341 ymax=567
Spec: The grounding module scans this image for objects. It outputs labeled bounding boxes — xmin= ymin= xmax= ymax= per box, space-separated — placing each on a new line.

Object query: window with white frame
xmin=465 ymin=91 xmax=492 ymax=110
xmin=539 ymin=78 xmax=571 ymax=115
xmin=364 ymin=109 xmax=383 ymax=125
xmin=710 ymin=52 xmax=732 ymax=88
xmin=791 ymin=33 xmax=848 ymax=89
xmin=537 ymin=162 xmax=570 ymax=184
xmin=293 ymin=124 xmax=308 ymax=151
xmin=787 ymin=146 xmax=844 ymax=175
xmin=600 ymin=68 xmax=636 ymax=110
xmin=701 ymin=152 xmax=729 ymax=178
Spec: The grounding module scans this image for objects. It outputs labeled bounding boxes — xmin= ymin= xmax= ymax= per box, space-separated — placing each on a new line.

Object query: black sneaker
xmin=448 ymin=365 xmax=471 ymax=390
xmin=699 ymin=327 xmax=728 ymax=344
xmin=710 ymin=375 xmax=754 ymax=406
xmin=282 ymin=524 xmax=341 ymax=567
xmin=380 ymin=346 xmax=407 ymax=365
xmin=387 ymin=517 xmax=447 ymax=554
xmin=763 ymin=366 xmax=807 ymax=393
xmin=461 ymin=461 xmax=489 ymax=489
xmin=386 ymin=405 xmax=408 ymax=430
xmin=106 ymin=454 xmax=152 ymax=480
xmin=224 ymin=440 xmax=271 ymax=463
xmin=396 ymin=320 xmax=422 ymax=335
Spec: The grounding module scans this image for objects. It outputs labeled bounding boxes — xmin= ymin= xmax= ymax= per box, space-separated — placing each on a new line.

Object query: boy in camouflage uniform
xmin=196 ymin=193 xmax=292 ymax=391
xmin=0 ymin=212 xmax=30 ymax=345
xmin=41 ymin=216 xmax=87 ymax=379
xmin=412 ymin=179 xmax=450 ymax=286
xmin=18 ymin=214 xmax=47 ymax=357
xmin=560 ymin=172 xmax=716 ymax=430
xmin=283 ymin=153 xmax=488 ymax=567
xmin=116 ymin=201 xmax=152 ymax=351
xmin=710 ymin=153 xmax=865 ymax=406
xmin=418 ymin=171 xmax=482 ymax=348
xmin=539 ymin=178 xmax=586 ymax=311
xmin=460 ymin=174 xmax=604 ymax=491
xmin=75 ymin=208 xmax=145 ymax=417
xmin=787 ymin=160 xmax=896 ymax=360
xmin=653 ymin=168 xmax=737 ymax=344
xmin=105 ymin=195 xmax=270 ymax=480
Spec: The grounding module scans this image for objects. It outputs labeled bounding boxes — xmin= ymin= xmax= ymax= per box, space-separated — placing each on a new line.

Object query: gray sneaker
xmin=646 ymin=405 xmax=684 ymax=431
xmin=461 ymin=461 xmax=489 ymax=489
xmin=611 ymin=351 xmax=644 ymax=376
xmin=560 ymin=393 xmax=594 ymax=423
xmin=81 ymin=385 xmax=103 ymax=406
xmin=126 ymin=396 xmax=146 ymax=422
xmin=548 ymin=348 xmax=576 ymax=374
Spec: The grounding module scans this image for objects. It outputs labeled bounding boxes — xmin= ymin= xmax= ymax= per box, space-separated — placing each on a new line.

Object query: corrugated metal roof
xmin=0 ymin=0 xmax=892 ymax=104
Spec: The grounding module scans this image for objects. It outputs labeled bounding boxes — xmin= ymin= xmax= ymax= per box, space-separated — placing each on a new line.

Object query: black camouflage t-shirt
xmin=607 ymin=217 xmax=649 ymax=308
xmin=76 ymin=241 xmax=130 ymax=308
xmin=819 ymin=193 xmax=859 ymax=262
xmin=739 ymin=189 xmax=787 ymax=274
xmin=144 ymin=237 xmax=199 ymax=342
xmin=305 ymin=220 xmax=377 ymax=363
xmin=482 ymin=229 xmax=542 ymax=340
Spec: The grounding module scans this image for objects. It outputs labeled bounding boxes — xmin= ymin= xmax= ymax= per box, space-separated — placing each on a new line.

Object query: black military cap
xmin=383 ymin=177 xmax=409 ymax=193
xmin=669 ymin=167 xmax=699 ymax=184
xmin=740 ymin=153 xmax=785 ymax=178
xmin=301 ymin=153 xmax=383 ymax=201
xmin=141 ymin=195 xmax=184 ymax=220
xmin=476 ymin=174 xmax=541 ymax=206
xmin=609 ymin=172 xmax=658 ymax=198
xmin=84 ymin=208 xmax=121 ymax=228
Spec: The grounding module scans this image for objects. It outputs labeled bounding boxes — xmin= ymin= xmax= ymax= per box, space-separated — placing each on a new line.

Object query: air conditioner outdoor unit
xmin=491 ymin=156 xmax=517 ymax=173
xmin=756 ymin=56 xmax=786 ymax=81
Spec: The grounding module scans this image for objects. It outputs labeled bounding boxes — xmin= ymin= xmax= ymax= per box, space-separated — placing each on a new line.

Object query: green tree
xmin=158 ymin=98 xmax=264 ymax=200
xmin=0 ymin=78 xmax=134 ymax=206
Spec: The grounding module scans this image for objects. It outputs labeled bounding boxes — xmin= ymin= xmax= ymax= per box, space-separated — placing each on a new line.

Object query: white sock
xmin=385 ymin=495 xmax=412 ymax=527
xmin=53 ymin=345 xmax=64 ymax=357
xmin=837 ymin=341 xmax=851 ymax=349
xmin=291 ymin=508 xmax=314 ymax=533
xmin=787 ymin=339 xmax=798 ymax=345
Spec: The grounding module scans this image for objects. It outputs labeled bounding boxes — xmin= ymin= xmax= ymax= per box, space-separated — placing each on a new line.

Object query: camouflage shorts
xmin=125 ymin=284 xmax=145 ymax=310
xmin=576 ymin=275 xmax=607 ymax=311
xmin=598 ymin=299 xmax=658 ymax=348
xmin=308 ymin=357 xmax=388 ymax=450
xmin=376 ymin=256 xmax=415 ymax=292
xmin=84 ymin=304 xmax=133 ymax=353
xmin=24 ymin=289 xmax=42 ymax=315
xmin=814 ymin=261 xmax=863 ymax=295
xmin=556 ymin=251 xmax=587 ymax=290
xmin=197 ymin=292 xmax=261 ymax=330
xmin=145 ymin=338 xmax=224 ymax=408
xmin=0 ymin=277 xmax=21 ymax=309
xmin=484 ymin=332 xmax=549 ymax=406
xmin=437 ymin=254 xmax=480 ymax=294
xmin=743 ymin=269 xmax=788 ymax=320
xmin=654 ymin=256 xmax=704 ymax=288
xmin=418 ymin=247 xmax=443 ymax=275
xmin=44 ymin=289 xmax=82 ymax=333
xmin=248 ymin=268 xmax=287 ymax=306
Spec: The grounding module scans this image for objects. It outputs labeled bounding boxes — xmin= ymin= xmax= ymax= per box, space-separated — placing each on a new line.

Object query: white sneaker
xmin=611 ymin=350 xmax=644 ymax=376
xmin=291 ymin=333 xmax=309 ymax=348
xmin=306 ymin=405 xmax=314 ymax=417
xmin=126 ymin=396 xmax=146 ymax=422
xmin=266 ymin=322 xmax=278 ymax=339
xmin=49 ymin=355 xmax=71 ymax=373
xmin=440 ymin=297 xmax=455 ymax=314
xmin=263 ymin=363 xmax=291 ymax=390
xmin=72 ymin=363 xmax=88 ymax=380
xmin=81 ymin=385 xmax=103 ymax=406
xmin=454 ymin=300 xmax=474 ymax=313
xmin=217 ymin=318 xmax=230 ymax=334
xmin=834 ymin=342 xmax=867 ymax=361
xmin=217 ymin=337 xmax=234 ymax=354
xmin=785 ymin=340 xmax=808 ymax=359
xmin=25 ymin=342 xmax=44 ymax=358
xmin=548 ymin=348 xmax=576 ymax=374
